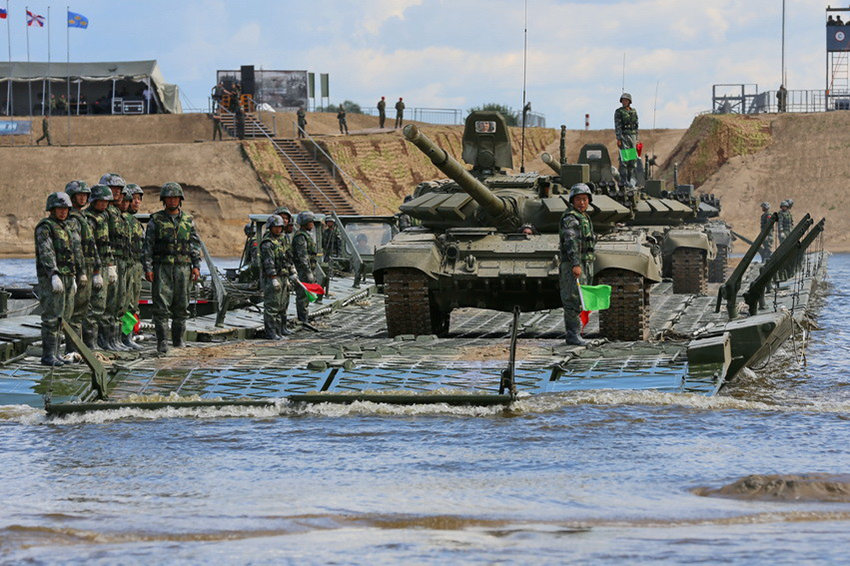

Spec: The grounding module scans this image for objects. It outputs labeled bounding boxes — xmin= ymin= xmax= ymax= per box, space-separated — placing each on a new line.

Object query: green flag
xmin=120 ymin=311 xmax=137 ymax=335
xmin=579 ymin=284 xmax=612 ymax=311
xmin=619 ymin=147 xmax=638 ymax=162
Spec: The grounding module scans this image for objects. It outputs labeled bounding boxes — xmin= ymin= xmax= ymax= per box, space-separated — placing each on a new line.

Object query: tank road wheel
xmin=708 ymin=244 xmax=728 ymax=283
xmin=596 ymin=269 xmax=650 ymax=342
xmin=671 ymin=248 xmax=708 ymax=295
xmin=384 ymin=268 xmax=446 ymax=337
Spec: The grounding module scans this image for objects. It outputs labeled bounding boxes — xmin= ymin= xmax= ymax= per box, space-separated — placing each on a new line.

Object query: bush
xmin=325 ymin=100 xmax=363 ymax=114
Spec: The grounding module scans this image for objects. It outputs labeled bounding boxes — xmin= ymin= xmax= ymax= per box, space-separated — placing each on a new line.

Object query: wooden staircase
xmin=271 ymin=139 xmax=358 ymax=215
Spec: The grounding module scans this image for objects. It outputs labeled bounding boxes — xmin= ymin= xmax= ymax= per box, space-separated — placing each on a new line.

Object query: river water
xmin=1 ymin=255 xmax=849 ymax=564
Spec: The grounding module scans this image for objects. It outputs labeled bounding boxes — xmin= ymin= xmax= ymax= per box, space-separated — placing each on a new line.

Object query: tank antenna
xmin=621 ymin=52 xmax=626 ymax=93
xmin=520 ymin=0 xmax=529 ymax=173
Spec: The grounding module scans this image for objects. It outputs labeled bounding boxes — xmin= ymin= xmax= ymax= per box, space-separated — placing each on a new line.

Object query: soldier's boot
xmin=564 ymin=317 xmax=586 ymax=347
xmin=40 ymin=331 xmax=64 ymax=367
xmin=103 ymin=324 xmax=121 ymax=351
xmin=278 ymin=317 xmax=292 ymax=336
xmin=96 ymin=323 xmax=110 ymax=350
xmin=82 ymin=326 xmax=97 ymax=351
xmin=172 ymin=321 xmax=186 ymax=348
xmin=64 ymin=331 xmax=78 ymax=355
xmin=155 ymin=323 xmax=169 ymax=354
xmin=111 ymin=324 xmax=129 ymax=351
xmin=264 ymin=313 xmax=280 ymax=340
xmin=121 ymin=330 xmax=142 ymax=350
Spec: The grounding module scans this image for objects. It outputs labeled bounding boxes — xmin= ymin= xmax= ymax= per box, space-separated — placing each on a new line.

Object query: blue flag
xmin=67 ymin=10 xmax=88 ymax=28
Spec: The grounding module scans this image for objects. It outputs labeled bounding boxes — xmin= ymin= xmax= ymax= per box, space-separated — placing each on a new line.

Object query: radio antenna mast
xmin=520 ymin=0 xmax=529 ymax=173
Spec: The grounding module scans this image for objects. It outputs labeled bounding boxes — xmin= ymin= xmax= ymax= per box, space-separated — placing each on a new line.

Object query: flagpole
xmin=5 ymin=0 xmax=12 ymax=117
xmin=66 ymin=5 xmax=70 ymax=145
xmin=46 ymin=5 xmax=49 ymax=117
xmin=25 ymin=5 xmax=31 ymax=120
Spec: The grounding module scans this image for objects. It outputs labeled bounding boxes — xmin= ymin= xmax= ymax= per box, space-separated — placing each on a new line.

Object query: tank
xmin=373 ymin=111 xmax=662 ymax=340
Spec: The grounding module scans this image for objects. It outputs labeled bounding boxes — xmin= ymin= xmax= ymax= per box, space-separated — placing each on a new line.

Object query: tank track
xmin=384 ymin=268 xmax=448 ymax=337
xmin=596 ymin=269 xmax=650 ymax=341
xmin=708 ymin=244 xmax=728 ymax=283
xmin=671 ymin=248 xmax=708 ymax=295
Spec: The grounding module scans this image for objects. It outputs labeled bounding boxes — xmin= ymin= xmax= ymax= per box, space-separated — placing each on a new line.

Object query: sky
xmin=0 ymin=0 xmax=834 ymax=128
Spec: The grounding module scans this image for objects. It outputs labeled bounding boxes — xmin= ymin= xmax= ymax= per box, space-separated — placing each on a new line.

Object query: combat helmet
xmin=780 ymin=199 xmax=789 ymax=208
xmin=266 ymin=214 xmax=285 ymax=228
xmin=99 ymin=173 xmax=126 ymax=187
xmin=273 ymin=206 xmax=292 ymax=220
xmin=122 ymin=183 xmax=143 ymax=199
xmin=46 ymin=192 xmax=72 ymax=211
xmin=89 ymin=185 xmax=114 ymax=202
xmin=159 ymin=182 xmax=184 ymax=200
xmin=297 ymin=211 xmax=315 ymax=226
xmin=760 ymin=202 xmax=770 ymax=210
xmin=787 ymin=199 xmax=794 ymax=208
xmin=65 ymin=180 xmax=90 ymax=196
xmin=620 ymin=92 xmax=632 ymax=103
xmin=568 ymin=183 xmax=593 ymax=204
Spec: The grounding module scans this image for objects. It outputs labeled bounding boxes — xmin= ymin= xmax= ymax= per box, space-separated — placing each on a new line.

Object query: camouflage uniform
xmin=759 ymin=208 xmax=774 ymax=261
xmin=260 ymin=219 xmax=295 ymax=339
xmin=778 ymin=205 xmax=794 ymax=243
xmin=322 ymin=222 xmax=343 ymax=259
xmin=296 ymin=107 xmax=307 ymax=138
xmin=122 ymin=185 xmax=145 ymax=349
xmin=614 ymin=97 xmax=639 ymax=187
xmin=559 ymin=197 xmax=596 ymax=343
xmin=142 ymin=202 xmax=201 ymax=351
xmin=377 ymin=98 xmax=386 ymax=128
xmin=35 ymin=194 xmax=84 ymax=365
xmin=292 ymin=227 xmax=319 ymax=323
xmin=67 ymin=205 xmax=101 ymax=349
xmin=84 ymin=191 xmax=114 ymax=349
xmin=394 ymin=99 xmax=405 ymax=128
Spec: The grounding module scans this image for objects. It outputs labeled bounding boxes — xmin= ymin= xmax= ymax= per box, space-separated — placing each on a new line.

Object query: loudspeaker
xmin=240 ymin=65 xmax=255 ymax=97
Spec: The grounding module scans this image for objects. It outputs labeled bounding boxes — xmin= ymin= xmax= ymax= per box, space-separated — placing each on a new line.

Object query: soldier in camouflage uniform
xmin=122 ymin=184 xmax=145 ymax=350
xmin=143 ymin=182 xmax=202 ymax=354
xmin=292 ymin=211 xmax=319 ymax=325
xmin=65 ymin=181 xmax=103 ymax=352
xmin=99 ymin=173 xmax=130 ymax=351
xmin=260 ymin=214 xmax=297 ymax=339
xmin=273 ymin=206 xmax=294 ymax=244
xmin=778 ymin=200 xmax=793 ymax=243
xmin=559 ymin=183 xmax=596 ymax=346
xmin=85 ymin=185 xmax=114 ymax=351
xmin=35 ymin=192 xmax=84 ymax=366
xmin=614 ymin=93 xmax=639 ymax=188
xmin=759 ymin=202 xmax=774 ymax=262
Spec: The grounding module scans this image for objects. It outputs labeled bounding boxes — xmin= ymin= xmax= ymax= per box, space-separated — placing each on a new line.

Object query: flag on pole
xmin=27 ymin=10 xmax=44 ymax=27
xmin=577 ymin=282 xmax=612 ymax=330
xmin=298 ymin=281 xmax=325 ymax=303
xmin=0 ymin=8 xmax=7 ymax=19
xmin=619 ymin=147 xmax=638 ymax=162
xmin=67 ymin=10 xmax=87 ymax=28
xmin=120 ymin=312 xmax=140 ymax=335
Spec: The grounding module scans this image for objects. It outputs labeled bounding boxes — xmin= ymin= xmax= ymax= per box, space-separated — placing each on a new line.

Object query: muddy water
xmin=1 ymin=256 xmax=849 ymax=564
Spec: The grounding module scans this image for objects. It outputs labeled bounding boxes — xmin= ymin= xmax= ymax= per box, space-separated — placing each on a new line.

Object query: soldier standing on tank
xmin=143 ymin=182 xmax=202 ymax=354
xmin=260 ymin=214 xmax=296 ymax=339
xmin=337 ymin=108 xmax=349 ymax=135
xmin=84 ymin=186 xmax=114 ymax=351
xmin=296 ymin=106 xmax=307 ymax=138
xmin=759 ymin=202 xmax=774 ymax=262
xmin=377 ymin=96 xmax=387 ymax=128
xmin=614 ymin=93 xmax=639 ymax=188
xmin=65 ymin=181 xmax=103 ymax=352
xmin=35 ymin=192 xmax=84 ymax=365
xmin=122 ymin=184 xmax=145 ymax=350
xmin=394 ymin=97 xmax=405 ymax=128
xmin=292 ymin=211 xmax=319 ymax=327
xmin=96 ymin=174 xmax=128 ymax=350
xmin=778 ymin=200 xmax=793 ymax=243
xmin=396 ymin=195 xmax=416 ymax=230
xmin=559 ymin=183 xmax=596 ymax=346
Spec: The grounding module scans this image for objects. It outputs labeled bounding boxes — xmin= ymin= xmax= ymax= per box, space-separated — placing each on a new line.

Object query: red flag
xmin=302 ymin=282 xmax=325 ymax=296
xmin=580 ymin=310 xmax=590 ymax=330
xmin=636 ymin=142 xmax=643 ymax=157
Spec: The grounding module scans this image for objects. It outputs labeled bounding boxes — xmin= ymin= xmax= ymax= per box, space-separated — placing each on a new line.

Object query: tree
xmin=467 ymin=103 xmax=519 ymax=126
xmin=325 ymin=100 xmax=363 ymax=114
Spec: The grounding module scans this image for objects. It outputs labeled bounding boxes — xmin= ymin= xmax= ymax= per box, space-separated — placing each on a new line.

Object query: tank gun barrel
xmin=403 ymin=124 xmax=520 ymax=231
xmin=540 ymin=152 xmax=561 ymax=174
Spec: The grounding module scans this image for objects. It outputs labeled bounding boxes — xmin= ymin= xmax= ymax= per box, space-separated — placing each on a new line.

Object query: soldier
xmin=85 ymin=185 xmax=115 ymax=351
xmin=777 ymin=84 xmax=788 ymax=113
xmin=274 ymin=206 xmax=294 ymax=243
xmin=260 ymin=214 xmax=296 ymax=339
xmin=65 ymin=181 xmax=103 ymax=352
xmin=122 ymin=183 xmax=145 ymax=350
xmin=394 ymin=97 xmax=405 ymax=128
xmin=614 ymin=93 xmax=639 ymax=188
xmin=296 ymin=106 xmax=307 ymax=138
xmin=337 ymin=108 xmax=349 ymax=135
xmin=778 ymin=200 xmax=794 ymax=243
xmin=35 ymin=116 xmax=51 ymax=146
xmin=322 ymin=217 xmax=342 ymax=260
xmin=292 ymin=211 xmax=319 ymax=326
xmin=35 ymin=192 xmax=84 ymax=366
xmin=559 ymin=183 xmax=596 ymax=346
xmin=396 ymin=195 xmax=415 ymax=230
xmin=212 ymin=113 xmax=223 ymax=140
xmin=759 ymin=202 xmax=774 ymax=262
xmin=143 ymin=182 xmax=202 ymax=354
xmin=99 ymin=173 xmax=131 ymax=351
xmin=377 ymin=96 xmax=387 ymax=128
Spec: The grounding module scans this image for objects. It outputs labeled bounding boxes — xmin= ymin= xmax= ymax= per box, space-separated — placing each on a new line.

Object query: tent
xmin=0 ymin=60 xmax=182 ymax=115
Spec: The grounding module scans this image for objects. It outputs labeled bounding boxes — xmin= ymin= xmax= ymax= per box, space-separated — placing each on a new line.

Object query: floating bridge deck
xmin=0 ymin=251 xmax=828 ymax=414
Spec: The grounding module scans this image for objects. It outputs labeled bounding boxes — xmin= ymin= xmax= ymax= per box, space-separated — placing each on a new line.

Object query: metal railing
xmin=712 ymin=84 xmax=850 ymax=114
xmin=296 ymin=123 xmax=377 ymax=213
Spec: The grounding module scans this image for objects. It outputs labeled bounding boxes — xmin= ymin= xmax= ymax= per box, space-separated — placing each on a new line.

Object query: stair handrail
xmin=295 ymin=122 xmax=378 ymax=213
